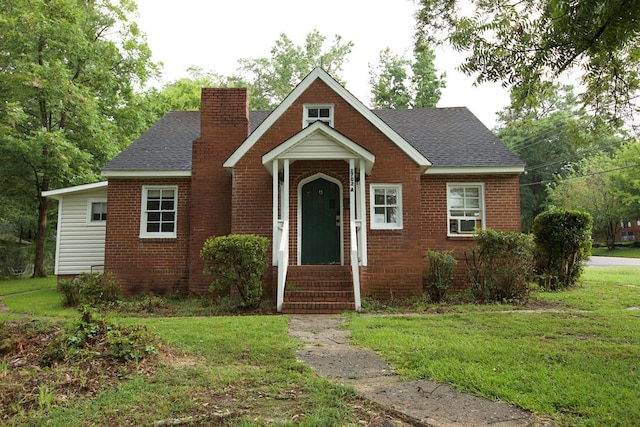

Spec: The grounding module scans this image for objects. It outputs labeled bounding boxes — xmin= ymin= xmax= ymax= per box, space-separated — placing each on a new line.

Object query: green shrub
xmin=200 ymin=234 xmax=269 ymax=309
xmin=425 ymin=250 xmax=457 ymax=302
xmin=78 ymin=272 xmax=120 ymax=306
xmin=40 ymin=305 xmax=156 ymax=366
xmin=466 ymin=229 xmax=534 ymax=303
xmin=59 ymin=278 xmax=81 ymax=307
xmin=533 ymin=209 xmax=592 ymax=290
xmin=60 ymin=272 xmax=121 ymax=307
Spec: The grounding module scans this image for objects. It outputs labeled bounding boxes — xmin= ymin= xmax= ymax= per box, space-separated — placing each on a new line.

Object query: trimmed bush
xmin=59 ymin=278 xmax=81 ymax=307
xmin=59 ymin=272 xmax=121 ymax=307
xmin=425 ymin=250 xmax=457 ymax=302
xmin=200 ymin=234 xmax=269 ymax=309
xmin=466 ymin=229 xmax=535 ymax=303
xmin=533 ymin=209 xmax=592 ymax=290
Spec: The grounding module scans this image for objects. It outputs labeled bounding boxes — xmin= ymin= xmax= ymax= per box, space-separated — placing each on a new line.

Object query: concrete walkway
xmin=289 ymin=315 xmax=554 ymax=427
xmin=586 ymin=256 xmax=640 ymax=267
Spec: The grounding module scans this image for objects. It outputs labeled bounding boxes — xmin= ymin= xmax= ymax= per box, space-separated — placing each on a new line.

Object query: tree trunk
xmin=33 ymin=193 xmax=49 ymax=278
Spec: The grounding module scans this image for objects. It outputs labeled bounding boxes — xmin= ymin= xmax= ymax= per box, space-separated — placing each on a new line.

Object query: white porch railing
xmin=276 ymin=220 xmax=289 ymax=312
xmin=350 ymin=220 xmax=362 ymax=311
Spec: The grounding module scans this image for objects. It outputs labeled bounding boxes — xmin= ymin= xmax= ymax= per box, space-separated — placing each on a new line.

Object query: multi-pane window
xmin=87 ymin=200 xmax=107 ymax=224
xmin=447 ymin=183 xmax=484 ymax=236
xmin=140 ymin=186 xmax=177 ymax=238
xmin=91 ymin=202 xmax=107 ymax=222
xmin=370 ymin=184 xmax=402 ymax=229
xmin=304 ymin=104 xmax=333 ymax=127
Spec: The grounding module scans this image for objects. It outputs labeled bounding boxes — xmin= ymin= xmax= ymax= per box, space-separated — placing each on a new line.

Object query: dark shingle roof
xmin=103 ymin=111 xmax=271 ymax=172
xmin=373 ymin=107 xmax=523 ymax=167
xmin=103 ymin=107 xmax=522 ymax=172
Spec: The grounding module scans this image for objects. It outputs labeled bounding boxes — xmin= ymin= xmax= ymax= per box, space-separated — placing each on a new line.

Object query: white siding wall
xmin=55 ymin=188 xmax=107 ymax=275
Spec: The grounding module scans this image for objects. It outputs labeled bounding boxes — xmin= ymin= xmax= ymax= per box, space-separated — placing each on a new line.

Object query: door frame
xmin=297 ymin=173 xmax=344 ymax=266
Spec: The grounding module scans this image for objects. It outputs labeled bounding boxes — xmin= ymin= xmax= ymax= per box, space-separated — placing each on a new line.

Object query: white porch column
xmin=283 ymin=159 xmax=290 ymax=223
xmin=359 ymin=158 xmax=368 ymax=266
xmin=272 ymin=159 xmax=279 ymax=265
xmin=349 ymin=159 xmax=356 ymax=225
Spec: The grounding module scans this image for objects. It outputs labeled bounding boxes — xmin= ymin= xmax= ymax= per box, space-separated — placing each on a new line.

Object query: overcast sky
xmin=134 ymin=0 xmax=510 ymax=129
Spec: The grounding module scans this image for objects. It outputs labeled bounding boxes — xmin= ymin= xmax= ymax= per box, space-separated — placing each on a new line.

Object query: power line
xmin=520 ymin=163 xmax=640 ymax=187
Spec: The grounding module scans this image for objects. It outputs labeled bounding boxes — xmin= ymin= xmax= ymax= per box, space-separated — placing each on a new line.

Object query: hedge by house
xmin=466 ymin=229 xmax=535 ymax=303
xmin=200 ymin=234 xmax=269 ymax=308
xmin=533 ymin=209 xmax=592 ymax=290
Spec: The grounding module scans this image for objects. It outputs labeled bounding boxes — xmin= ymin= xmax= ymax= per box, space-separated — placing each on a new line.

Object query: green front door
xmin=301 ymin=178 xmax=341 ymax=265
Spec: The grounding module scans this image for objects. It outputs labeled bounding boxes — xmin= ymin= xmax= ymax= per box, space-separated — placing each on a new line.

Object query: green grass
xmin=348 ymin=266 xmax=640 ymax=426
xmin=9 ymin=314 xmax=363 ymax=426
xmin=4 ymin=269 xmax=640 ymax=425
xmin=533 ymin=266 xmax=640 ymax=311
xmin=0 ymin=276 xmax=56 ymax=296
xmin=591 ymin=245 xmax=640 ymax=258
xmin=2 ymin=288 xmax=77 ymax=318
xmin=1 ymin=282 xmax=369 ymax=426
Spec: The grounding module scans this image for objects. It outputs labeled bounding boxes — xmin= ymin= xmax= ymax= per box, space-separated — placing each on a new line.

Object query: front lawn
xmin=0 ymin=277 xmax=384 ymax=426
xmin=0 ymin=276 xmax=55 ymax=296
xmin=591 ymin=244 xmax=640 ymax=258
xmin=3 ymin=268 xmax=639 ymax=425
xmin=348 ymin=267 xmax=640 ymax=426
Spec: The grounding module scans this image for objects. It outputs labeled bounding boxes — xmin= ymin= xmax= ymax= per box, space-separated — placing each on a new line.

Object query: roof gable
xmin=224 ymin=67 xmax=431 ymax=171
xmin=262 ymin=121 xmax=375 ymax=174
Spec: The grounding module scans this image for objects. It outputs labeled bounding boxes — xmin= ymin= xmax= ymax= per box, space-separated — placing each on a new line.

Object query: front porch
xmin=263 ymin=123 xmax=375 ymax=313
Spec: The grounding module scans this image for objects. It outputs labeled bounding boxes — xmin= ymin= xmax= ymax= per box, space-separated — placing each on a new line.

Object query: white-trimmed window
xmin=87 ymin=199 xmax=107 ymax=224
xmin=140 ymin=186 xmax=177 ymax=238
xmin=447 ymin=183 xmax=485 ymax=236
xmin=370 ymin=184 xmax=402 ymax=230
xmin=303 ymin=104 xmax=333 ymax=127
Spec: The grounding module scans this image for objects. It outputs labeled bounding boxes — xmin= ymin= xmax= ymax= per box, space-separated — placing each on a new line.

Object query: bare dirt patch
xmin=0 ymin=319 xmax=158 ymax=421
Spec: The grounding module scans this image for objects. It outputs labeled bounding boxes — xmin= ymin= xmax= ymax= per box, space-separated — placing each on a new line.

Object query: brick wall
xmin=232 ymin=79 xmax=425 ymax=299
xmin=104 ymin=178 xmax=191 ymax=296
xmin=420 ymin=174 xmax=522 ymax=291
xmin=189 ymin=88 xmax=250 ymax=293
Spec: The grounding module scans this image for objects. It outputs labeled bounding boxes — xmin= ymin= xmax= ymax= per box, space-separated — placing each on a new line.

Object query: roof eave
xmin=424 ymin=165 xmax=525 ymax=175
xmin=101 ymin=170 xmax=192 ymax=178
xmin=42 ymin=181 xmax=108 ymax=199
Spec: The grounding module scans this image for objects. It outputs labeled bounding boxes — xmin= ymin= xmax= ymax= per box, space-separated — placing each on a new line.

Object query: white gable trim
xmin=424 ymin=166 xmax=525 ymax=175
xmin=262 ymin=121 xmax=375 ymax=174
xmin=224 ymin=67 xmax=430 ymax=170
xmin=42 ymin=181 xmax=108 ymax=200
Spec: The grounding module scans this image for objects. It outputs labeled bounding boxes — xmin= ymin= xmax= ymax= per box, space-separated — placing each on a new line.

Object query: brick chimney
xmin=189 ymin=88 xmax=249 ymax=293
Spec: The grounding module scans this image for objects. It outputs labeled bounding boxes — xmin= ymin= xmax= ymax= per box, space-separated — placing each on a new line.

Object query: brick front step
xmin=285 ymin=290 xmax=354 ymax=302
xmin=286 ymin=265 xmax=352 ymax=281
xmin=282 ymin=266 xmax=356 ymax=313
xmin=281 ymin=301 xmax=356 ymax=314
xmin=286 ymin=281 xmax=353 ymax=291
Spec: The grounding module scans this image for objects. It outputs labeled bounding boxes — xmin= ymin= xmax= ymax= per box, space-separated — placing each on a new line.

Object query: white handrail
xmin=350 ymin=220 xmax=361 ymax=311
xmin=276 ymin=220 xmax=289 ymax=312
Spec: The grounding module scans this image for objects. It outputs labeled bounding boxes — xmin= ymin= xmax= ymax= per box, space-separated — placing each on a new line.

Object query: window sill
xmin=139 ymin=237 xmax=177 ymax=243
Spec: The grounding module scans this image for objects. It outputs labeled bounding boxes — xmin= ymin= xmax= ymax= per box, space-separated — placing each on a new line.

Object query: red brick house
xmin=44 ymin=68 xmax=524 ymax=312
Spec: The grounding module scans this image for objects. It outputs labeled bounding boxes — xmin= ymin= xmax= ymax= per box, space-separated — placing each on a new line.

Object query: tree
xmin=0 ymin=0 xmax=157 ymax=276
xmin=496 ymin=84 xmax=624 ymax=231
xmin=369 ymin=48 xmax=412 ymax=109
xmin=547 ymin=153 xmax=625 ymax=248
xmin=138 ymin=66 xmax=237 ymax=120
xmin=415 ymin=0 xmax=640 ymax=127
xmin=236 ymin=30 xmax=353 ymax=110
xmin=369 ymin=41 xmax=445 ymax=109
xmin=610 ymin=142 xmax=640 ymax=220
